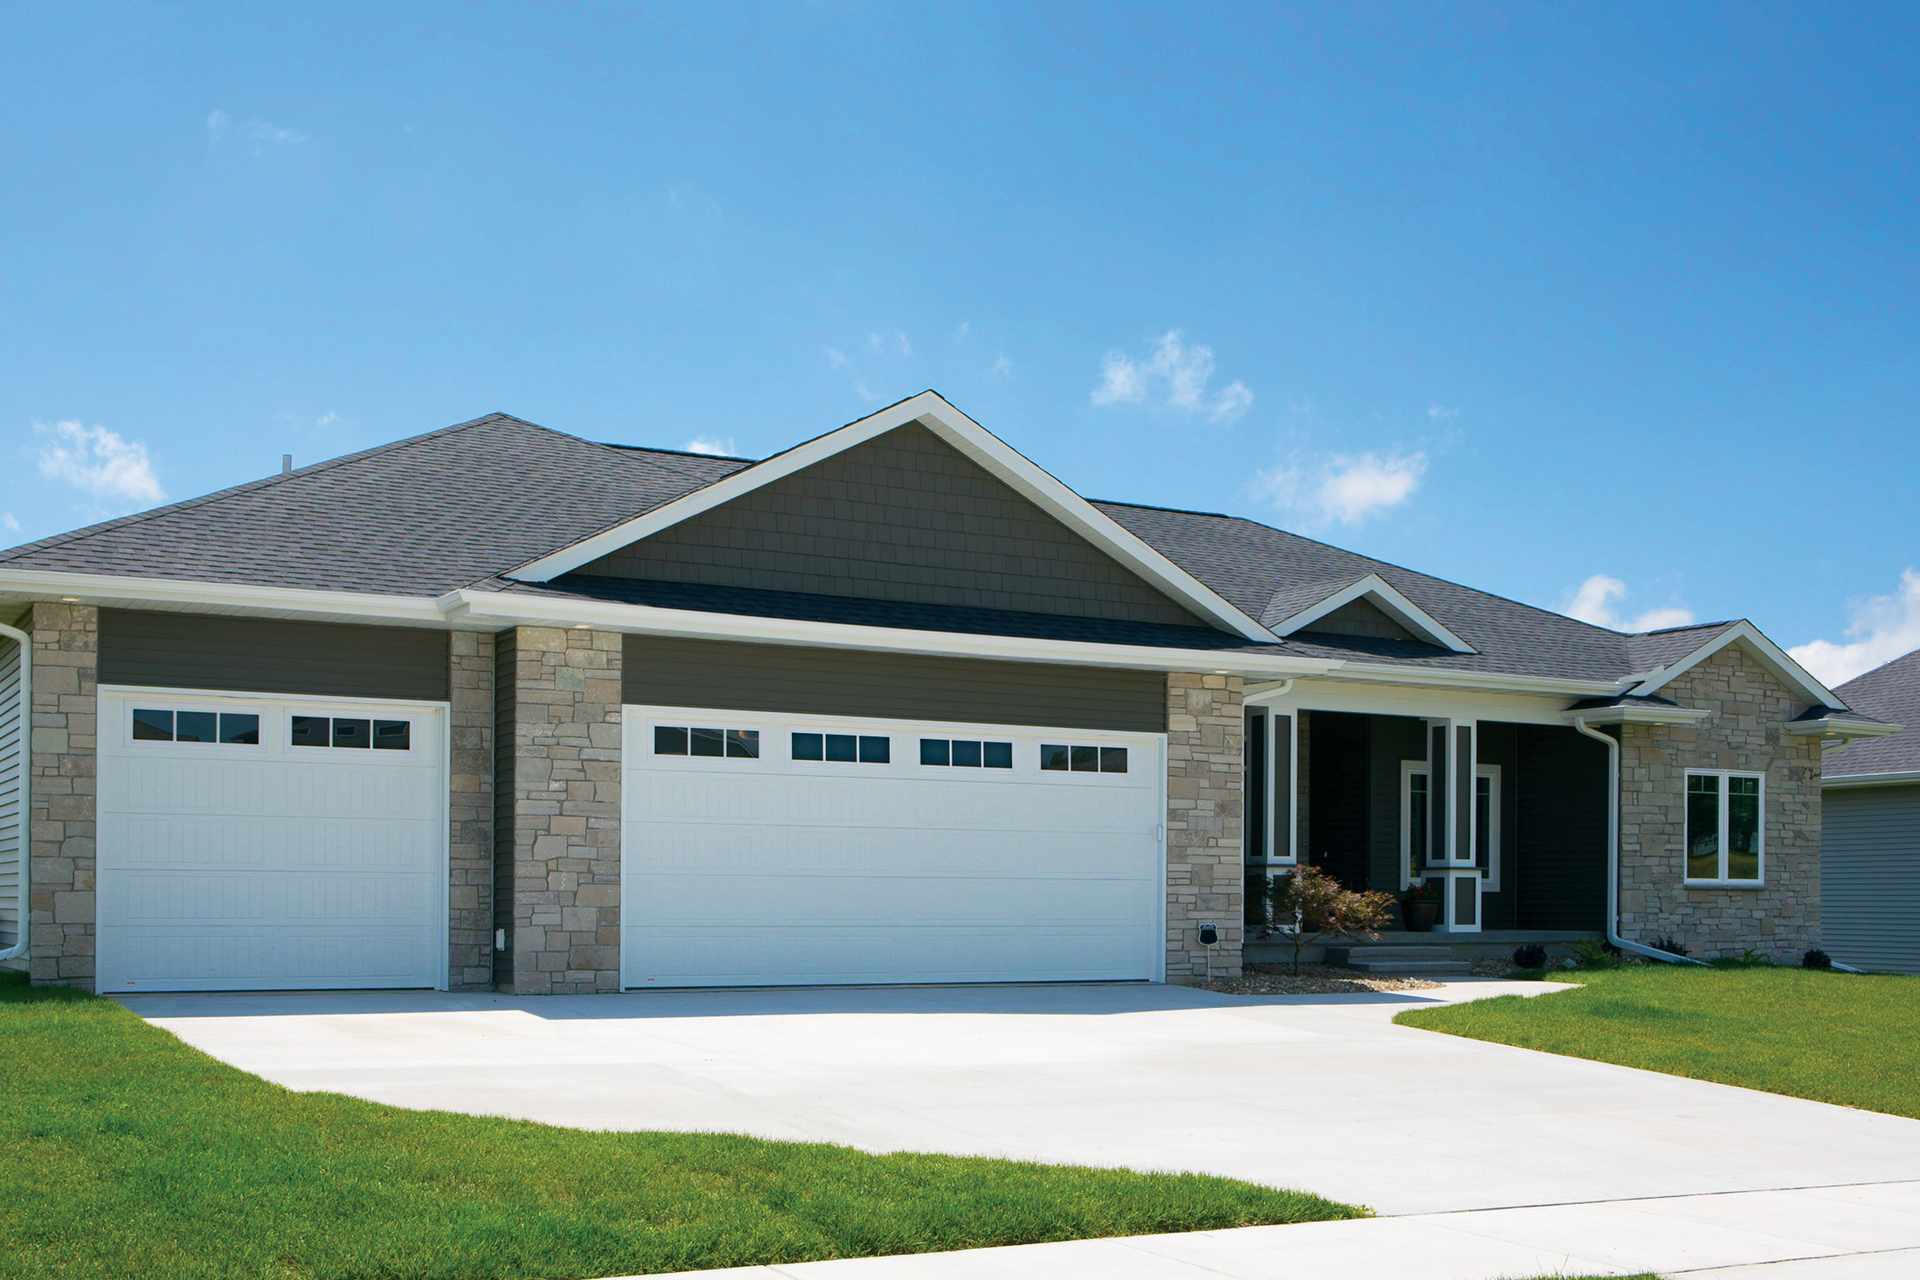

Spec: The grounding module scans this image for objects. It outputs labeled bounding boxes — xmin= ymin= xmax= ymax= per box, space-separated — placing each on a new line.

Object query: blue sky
xmin=3 ymin=3 xmax=1917 ymax=682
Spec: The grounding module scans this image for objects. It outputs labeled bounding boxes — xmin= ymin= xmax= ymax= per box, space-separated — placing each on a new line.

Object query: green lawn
xmin=0 ymin=974 xmax=1359 ymax=1279
xmin=1396 ymin=964 xmax=1920 ymax=1119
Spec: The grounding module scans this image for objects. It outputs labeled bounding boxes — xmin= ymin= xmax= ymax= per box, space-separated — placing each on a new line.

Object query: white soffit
xmin=502 ymin=391 xmax=1278 ymax=643
xmin=1266 ymin=573 xmax=1475 ymax=654
xmin=1629 ymin=621 xmax=1843 ymax=710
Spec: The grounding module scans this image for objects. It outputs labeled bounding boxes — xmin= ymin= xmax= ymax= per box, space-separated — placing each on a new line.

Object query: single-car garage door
xmin=97 ymin=688 xmax=447 ymax=993
xmin=622 ymin=705 xmax=1165 ymax=988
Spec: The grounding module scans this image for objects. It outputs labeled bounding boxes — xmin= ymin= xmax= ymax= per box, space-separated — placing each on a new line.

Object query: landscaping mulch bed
xmin=1200 ymin=963 xmax=1443 ymax=996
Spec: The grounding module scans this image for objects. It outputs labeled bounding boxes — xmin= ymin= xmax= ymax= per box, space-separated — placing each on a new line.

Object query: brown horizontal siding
xmin=622 ymin=634 xmax=1167 ymax=733
xmin=99 ymin=609 xmax=450 ymax=701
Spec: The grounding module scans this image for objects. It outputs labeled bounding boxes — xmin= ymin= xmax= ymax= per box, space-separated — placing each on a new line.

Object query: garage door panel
xmin=97 ymin=691 xmax=446 ymax=993
xmin=624 ymin=707 xmax=1163 ymax=988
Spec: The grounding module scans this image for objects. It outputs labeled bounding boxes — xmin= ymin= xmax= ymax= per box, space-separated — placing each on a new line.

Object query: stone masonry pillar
xmin=27 ymin=602 xmax=98 ymax=988
xmin=1165 ymin=672 xmax=1244 ymax=983
xmin=447 ymin=630 xmax=495 ymax=990
xmin=503 ymin=626 xmax=623 ymax=994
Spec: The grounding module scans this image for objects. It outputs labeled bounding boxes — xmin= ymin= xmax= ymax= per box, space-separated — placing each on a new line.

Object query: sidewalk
xmin=627 ymin=1181 xmax=1920 ymax=1279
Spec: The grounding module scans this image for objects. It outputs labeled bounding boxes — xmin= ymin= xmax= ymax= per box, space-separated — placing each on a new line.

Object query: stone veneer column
xmin=503 ymin=626 xmax=623 ymax=994
xmin=447 ymin=630 xmax=495 ymax=990
xmin=1165 ymin=672 xmax=1244 ymax=983
xmin=27 ymin=602 xmax=98 ymax=988
xmin=1617 ymin=644 xmax=1823 ymax=963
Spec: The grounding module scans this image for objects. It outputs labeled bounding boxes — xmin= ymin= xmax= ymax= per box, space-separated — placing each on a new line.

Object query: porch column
xmin=1427 ymin=716 xmax=1481 ymax=931
xmin=27 ymin=602 xmax=98 ymax=988
xmin=1166 ymin=673 xmax=1244 ymax=983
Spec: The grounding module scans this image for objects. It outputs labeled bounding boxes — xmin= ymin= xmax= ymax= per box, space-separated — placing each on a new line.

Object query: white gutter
xmin=0 ymin=620 xmax=29 ymax=964
xmin=1823 ymin=769 xmax=1920 ymax=790
xmin=1571 ymin=714 xmax=1708 ymax=967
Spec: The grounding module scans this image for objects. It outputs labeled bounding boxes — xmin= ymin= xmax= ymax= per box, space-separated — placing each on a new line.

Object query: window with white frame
xmin=1685 ymin=770 xmax=1764 ymax=885
xmin=1401 ymin=760 xmax=1500 ymax=890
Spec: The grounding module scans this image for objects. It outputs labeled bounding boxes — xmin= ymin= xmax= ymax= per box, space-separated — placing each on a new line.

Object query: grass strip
xmin=1395 ymin=965 xmax=1920 ymax=1118
xmin=0 ymin=973 xmax=1360 ymax=1278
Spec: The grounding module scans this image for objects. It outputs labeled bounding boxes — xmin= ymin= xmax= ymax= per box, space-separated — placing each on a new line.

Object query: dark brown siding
xmin=621 ymin=635 xmax=1167 ymax=733
xmin=579 ymin=422 xmax=1208 ymax=628
xmin=99 ymin=609 xmax=449 ymax=701
xmin=1515 ymin=724 xmax=1609 ymax=930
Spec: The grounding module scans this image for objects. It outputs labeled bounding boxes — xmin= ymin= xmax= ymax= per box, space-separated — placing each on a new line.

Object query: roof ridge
xmin=1089 ymin=498 xmax=1232 ymax=519
xmin=1633 ymin=619 xmax=1737 ymax=637
xmin=598 ymin=442 xmax=760 ymax=463
xmin=0 ymin=411 xmax=528 ymax=566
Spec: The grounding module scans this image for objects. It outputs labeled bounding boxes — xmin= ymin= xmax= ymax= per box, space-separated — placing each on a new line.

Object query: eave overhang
xmin=1823 ymin=769 xmax=1920 ymax=790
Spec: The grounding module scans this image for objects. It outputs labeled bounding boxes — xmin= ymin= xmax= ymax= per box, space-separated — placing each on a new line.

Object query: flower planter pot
xmin=1402 ymin=899 xmax=1439 ymax=932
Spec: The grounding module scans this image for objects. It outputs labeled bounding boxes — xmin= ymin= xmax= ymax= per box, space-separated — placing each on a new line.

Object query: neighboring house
xmin=0 ymin=393 xmax=1895 ymax=994
xmin=1822 ymin=650 xmax=1920 ymax=974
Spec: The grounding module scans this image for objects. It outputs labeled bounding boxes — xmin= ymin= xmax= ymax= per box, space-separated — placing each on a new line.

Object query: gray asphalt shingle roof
xmin=1830 ymin=651 xmax=1920 ymax=776
xmin=0 ymin=410 xmax=1769 ymax=690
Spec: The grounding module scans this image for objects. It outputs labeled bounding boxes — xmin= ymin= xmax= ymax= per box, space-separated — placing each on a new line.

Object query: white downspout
xmin=0 ymin=620 xmax=29 ymax=964
xmin=1572 ymin=714 xmax=1708 ymax=967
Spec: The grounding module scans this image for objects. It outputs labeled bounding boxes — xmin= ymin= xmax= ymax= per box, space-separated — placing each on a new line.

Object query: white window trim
xmin=1401 ymin=760 xmax=1500 ymax=891
xmin=1683 ymin=768 xmax=1766 ymax=887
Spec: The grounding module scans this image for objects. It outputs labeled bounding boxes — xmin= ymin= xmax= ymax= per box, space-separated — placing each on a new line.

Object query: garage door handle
xmin=1155 ymin=824 xmax=1165 ymax=843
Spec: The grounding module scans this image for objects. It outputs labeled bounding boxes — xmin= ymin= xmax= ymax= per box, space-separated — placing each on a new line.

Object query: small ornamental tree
xmin=1268 ymin=865 xmax=1398 ymax=975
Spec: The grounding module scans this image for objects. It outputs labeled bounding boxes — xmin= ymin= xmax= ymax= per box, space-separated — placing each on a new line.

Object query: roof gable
xmin=570 ymin=420 xmax=1209 ymax=628
xmin=1263 ymin=572 xmax=1475 ymax=653
xmin=1626 ymin=620 xmax=1841 ymax=709
xmin=510 ymin=391 xmax=1276 ymax=641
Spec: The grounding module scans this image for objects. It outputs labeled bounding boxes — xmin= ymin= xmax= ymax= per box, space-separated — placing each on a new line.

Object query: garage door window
xmin=132 ymin=708 xmax=260 ymax=746
xmin=920 ymin=739 xmax=1013 ymax=768
xmin=291 ymin=715 xmax=413 ymax=751
xmin=655 ymin=726 xmax=760 ymax=758
xmin=1040 ymin=744 xmax=1128 ymax=773
xmin=792 ymin=732 xmax=889 ymax=763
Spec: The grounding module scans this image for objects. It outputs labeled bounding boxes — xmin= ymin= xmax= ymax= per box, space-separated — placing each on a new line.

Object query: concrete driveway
xmin=123 ymin=979 xmax=1920 ymax=1218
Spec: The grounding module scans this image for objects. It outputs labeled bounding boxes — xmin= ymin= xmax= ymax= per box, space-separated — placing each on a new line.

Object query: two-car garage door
xmin=97 ymin=688 xmax=447 ymax=993
xmin=622 ymin=705 xmax=1166 ymax=987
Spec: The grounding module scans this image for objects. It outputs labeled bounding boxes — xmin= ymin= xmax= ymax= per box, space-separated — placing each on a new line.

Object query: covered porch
xmin=1243 ymin=685 xmax=1615 ymax=948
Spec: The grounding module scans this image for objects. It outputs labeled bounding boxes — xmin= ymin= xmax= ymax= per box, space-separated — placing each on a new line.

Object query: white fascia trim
xmin=1823 ymin=769 xmax=1920 ymax=790
xmin=1303 ymin=660 xmax=1626 ymax=698
xmin=1267 ymin=573 xmax=1475 ymax=654
xmin=1559 ymin=704 xmax=1715 ymax=727
xmin=443 ymin=589 xmax=1340 ymax=677
xmin=501 ymin=391 xmax=1277 ymax=643
xmin=1629 ymin=621 xmax=1842 ymax=708
xmin=0 ymin=568 xmax=453 ymax=627
xmin=1784 ymin=716 xmax=1904 ymax=740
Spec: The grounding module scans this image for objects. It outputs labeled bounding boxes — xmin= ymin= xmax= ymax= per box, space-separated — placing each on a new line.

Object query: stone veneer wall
xmin=1166 ymin=673 xmax=1244 ymax=982
xmin=447 ymin=630 xmax=495 ymax=990
xmin=501 ymin=626 xmax=623 ymax=994
xmin=1618 ymin=644 xmax=1822 ymax=962
xmin=27 ymin=602 xmax=98 ymax=988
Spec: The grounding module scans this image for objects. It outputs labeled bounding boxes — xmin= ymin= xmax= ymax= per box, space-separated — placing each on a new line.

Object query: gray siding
xmin=1514 ymin=724 xmax=1609 ymax=931
xmin=579 ymin=422 xmax=1208 ymax=628
xmin=99 ymin=609 xmax=449 ymax=701
xmin=1822 ymin=784 xmax=1920 ymax=974
xmin=622 ymin=635 xmax=1167 ymax=733
xmin=1368 ymin=715 xmax=1426 ymax=893
xmin=1477 ymin=721 xmax=1521 ymax=930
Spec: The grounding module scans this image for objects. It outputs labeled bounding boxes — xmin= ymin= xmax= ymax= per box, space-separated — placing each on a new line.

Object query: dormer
xmin=1263 ymin=572 xmax=1475 ymax=654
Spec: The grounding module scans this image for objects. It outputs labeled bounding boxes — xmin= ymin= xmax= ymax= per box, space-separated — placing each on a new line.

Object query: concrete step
xmin=1344 ymin=959 xmax=1473 ymax=976
xmin=1327 ymin=945 xmax=1455 ymax=964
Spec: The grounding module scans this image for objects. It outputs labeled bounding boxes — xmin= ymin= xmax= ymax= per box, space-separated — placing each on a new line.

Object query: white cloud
xmin=316 ymin=411 xmax=339 ymax=427
xmin=865 ymin=332 xmax=910 ymax=356
xmin=990 ymin=355 xmax=1012 ymax=378
xmin=1 ymin=512 xmax=18 ymax=533
xmin=1563 ymin=574 xmax=1696 ymax=633
xmin=824 ymin=347 xmax=849 ymax=370
xmin=1428 ymin=403 xmax=1459 ymax=422
xmin=207 ymin=109 xmax=308 ymax=150
xmin=1255 ymin=450 xmax=1428 ymax=526
xmin=954 ymin=321 xmax=970 ymax=340
xmin=684 ymin=436 xmax=737 ymax=457
xmin=1091 ymin=331 xmax=1253 ymax=423
xmin=1789 ymin=569 xmax=1920 ymax=686
xmin=33 ymin=420 xmax=165 ymax=508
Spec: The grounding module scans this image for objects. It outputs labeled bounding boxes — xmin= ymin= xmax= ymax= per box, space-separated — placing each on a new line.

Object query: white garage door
xmin=97 ymin=688 xmax=447 ymax=993
xmin=622 ymin=705 xmax=1165 ymax=988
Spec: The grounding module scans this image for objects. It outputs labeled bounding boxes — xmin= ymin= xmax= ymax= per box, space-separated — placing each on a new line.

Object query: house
xmin=1822 ymin=650 xmax=1920 ymax=974
xmin=0 ymin=392 xmax=1894 ymax=994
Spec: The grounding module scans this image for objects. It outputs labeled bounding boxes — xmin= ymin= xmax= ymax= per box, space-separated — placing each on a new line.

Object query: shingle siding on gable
xmin=1298 ymin=597 xmax=1415 ymax=642
xmin=578 ymin=423 xmax=1209 ymax=628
